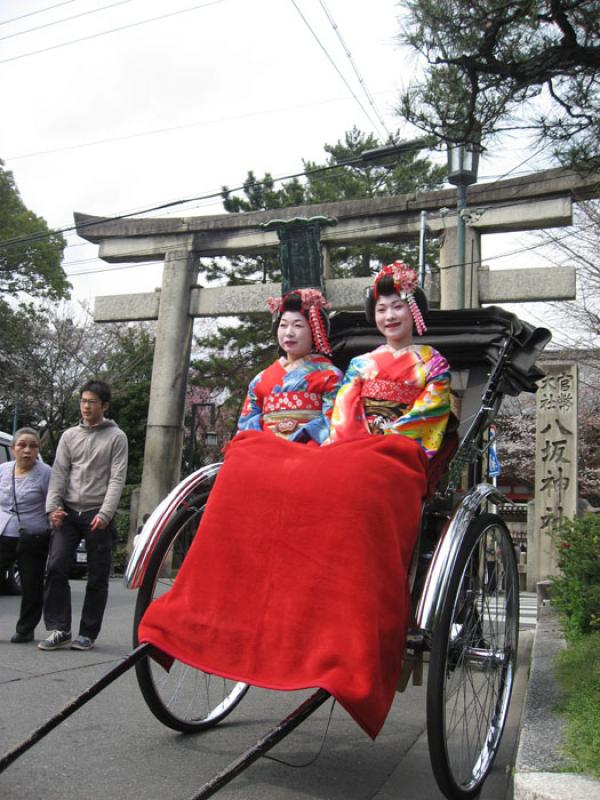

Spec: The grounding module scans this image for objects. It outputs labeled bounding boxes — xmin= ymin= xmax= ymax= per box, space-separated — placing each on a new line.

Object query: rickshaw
xmin=0 ymin=303 xmax=550 ymax=799
xmin=121 ymin=304 xmax=551 ymax=800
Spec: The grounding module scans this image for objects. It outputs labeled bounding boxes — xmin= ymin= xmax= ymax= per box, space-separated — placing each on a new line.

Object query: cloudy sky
xmin=1 ymin=0 xmax=571 ymax=341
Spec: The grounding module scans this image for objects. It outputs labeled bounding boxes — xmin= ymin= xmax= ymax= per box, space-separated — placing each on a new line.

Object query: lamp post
xmin=446 ymin=142 xmax=480 ymax=309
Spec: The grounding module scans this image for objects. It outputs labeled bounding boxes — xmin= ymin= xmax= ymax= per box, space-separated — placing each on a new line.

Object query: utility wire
xmin=0 ymin=0 xmax=134 ymax=42
xmin=4 ymin=89 xmax=398 ymax=162
xmin=0 ymin=0 xmax=229 ymax=65
xmin=0 ymin=156 xmax=370 ymax=249
xmin=0 ymin=1 xmax=76 ymax=27
xmin=288 ymin=0 xmax=386 ymax=140
xmin=0 ymin=144 xmax=590 ymax=253
xmin=317 ymin=0 xmax=393 ymax=141
xmin=478 ymin=146 xmax=548 ymax=191
xmin=60 ymin=209 xmax=596 ymax=281
xmin=0 ymin=0 xmax=136 ymax=42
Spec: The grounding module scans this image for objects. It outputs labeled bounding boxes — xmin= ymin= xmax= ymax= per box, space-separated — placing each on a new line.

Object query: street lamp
xmin=446 ymin=142 xmax=480 ymax=308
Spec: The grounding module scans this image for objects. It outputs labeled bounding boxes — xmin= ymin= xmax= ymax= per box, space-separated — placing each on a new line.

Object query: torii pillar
xmin=138 ymin=248 xmax=198 ymax=519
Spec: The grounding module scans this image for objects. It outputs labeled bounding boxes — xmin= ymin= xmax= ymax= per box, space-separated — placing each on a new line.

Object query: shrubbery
xmin=550 ymin=514 xmax=600 ymax=639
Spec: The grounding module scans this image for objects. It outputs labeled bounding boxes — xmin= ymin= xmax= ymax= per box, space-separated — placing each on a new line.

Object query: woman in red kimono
xmin=237 ymin=288 xmax=342 ymax=444
xmin=139 ymin=263 xmax=451 ymax=740
xmin=327 ymin=261 xmax=450 ymax=453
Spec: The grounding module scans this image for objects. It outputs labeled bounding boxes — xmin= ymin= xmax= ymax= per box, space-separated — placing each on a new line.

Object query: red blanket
xmin=139 ymin=430 xmax=428 ymax=738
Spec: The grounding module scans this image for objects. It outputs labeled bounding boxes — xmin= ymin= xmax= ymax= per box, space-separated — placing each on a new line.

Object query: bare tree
xmin=538 ymin=200 xmax=600 ymax=348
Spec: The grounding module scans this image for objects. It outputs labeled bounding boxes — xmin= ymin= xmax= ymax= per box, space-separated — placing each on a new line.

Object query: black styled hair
xmin=79 ymin=379 xmax=111 ymax=405
xmin=364 ymin=274 xmax=428 ymax=327
xmin=271 ymin=291 xmax=331 ymax=340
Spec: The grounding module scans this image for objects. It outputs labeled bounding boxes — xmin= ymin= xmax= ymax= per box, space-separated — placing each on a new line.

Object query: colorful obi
xmin=361 ymin=379 xmax=422 ymax=405
xmin=263 ymin=391 xmax=323 ymax=438
xmin=361 ymin=380 xmax=423 ymax=436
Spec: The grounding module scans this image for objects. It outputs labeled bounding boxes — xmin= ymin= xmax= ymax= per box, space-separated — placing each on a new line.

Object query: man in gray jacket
xmin=39 ymin=380 xmax=128 ymax=651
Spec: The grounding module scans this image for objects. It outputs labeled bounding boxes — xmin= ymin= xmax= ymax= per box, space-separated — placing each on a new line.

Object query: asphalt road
xmin=0 ymin=580 xmax=531 ymax=800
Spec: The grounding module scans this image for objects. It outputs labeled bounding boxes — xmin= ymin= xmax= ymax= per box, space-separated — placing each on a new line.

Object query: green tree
xmin=104 ymin=326 xmax=154 ymax=484
xmin=551 ymin=514 xmax=600 ymax=637
xmin=399 ymin=1 xmax=600 ymax=168
xmin=193 ymin=128 xmax=445 ymax=429
xmin=222 ymin=127 xmax=446 ymax=276
xmin=0 ymin=302 xmax=154 ymax=478
xmin=0 ymin=160 xmax=68 ymax=300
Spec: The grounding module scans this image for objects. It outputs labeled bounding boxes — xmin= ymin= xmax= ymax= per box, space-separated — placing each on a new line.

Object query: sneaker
xmin=38 ymin=630 xmax=71 ymax=650
xmin=71 ymin=636 xmax=94 ymax=651
xmin=11 ymin=631 xmax=34 ymax=643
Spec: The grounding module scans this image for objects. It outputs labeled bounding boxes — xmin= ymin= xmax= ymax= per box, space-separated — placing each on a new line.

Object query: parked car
xmin=0 ymin=430 xmax=11 ymax=463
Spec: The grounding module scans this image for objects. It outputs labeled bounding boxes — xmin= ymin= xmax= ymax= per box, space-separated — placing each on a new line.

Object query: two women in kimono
xmin=139 ymin=262 xmax=451 ymax=739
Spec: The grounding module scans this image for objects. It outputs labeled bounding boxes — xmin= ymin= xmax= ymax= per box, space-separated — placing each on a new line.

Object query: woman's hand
xmin=49 ymin=507 xmax=67 ymax=528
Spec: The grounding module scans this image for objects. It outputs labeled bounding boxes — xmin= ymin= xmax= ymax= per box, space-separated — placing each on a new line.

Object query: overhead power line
xmin=0 ymin=1 xmax=76 ymax=27
xmin=317 ymin=0 xmax=393 ymax=141
xmin=0 ymin=148 xmax=585 ymax=254
xmin=0 ymin=0 xmax=229 ymax=65
xmin=0 ymin=0 xmax=134 ymax=42
xmin=4 ymin=89 xmax=398 ymax=162
xmin=62 ymin=207 xmax=595 ymax=282
xmin=288 ymin=0 xmax=386 ymax=140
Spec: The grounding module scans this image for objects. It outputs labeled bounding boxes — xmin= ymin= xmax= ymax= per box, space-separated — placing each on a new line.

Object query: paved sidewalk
xmin=513 ymin=604 xmax=600 ymax=800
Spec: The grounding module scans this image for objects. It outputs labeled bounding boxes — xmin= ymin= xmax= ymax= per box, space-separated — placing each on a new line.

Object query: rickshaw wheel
xmin=133 ymin=496 xmax=249 ymax=732
xmin=426 ymin=513 xmax=519 ymax=799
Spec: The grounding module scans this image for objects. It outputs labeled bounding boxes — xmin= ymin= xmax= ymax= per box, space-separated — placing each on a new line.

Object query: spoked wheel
xmin=427 ymin=513 xmax=519 ymax=799
xmin=133 ymin=495 xmax=249 ymax=732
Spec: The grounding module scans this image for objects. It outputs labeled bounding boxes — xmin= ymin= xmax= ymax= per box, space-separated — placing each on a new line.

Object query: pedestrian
xmin=39 ymin=380 xmax=128 ymax=651
xmin=0 ymin=428 xmax=52 ymax=643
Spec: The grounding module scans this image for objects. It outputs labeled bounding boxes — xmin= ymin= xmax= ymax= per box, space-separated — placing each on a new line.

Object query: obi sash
xmin=263 ymin=391 xmax=322 ymax=438
xmin=361 ymin=379 xmax=423 ymax=436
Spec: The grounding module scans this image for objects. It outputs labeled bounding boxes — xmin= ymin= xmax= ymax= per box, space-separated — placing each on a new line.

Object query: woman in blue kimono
xmin=237 ymin=288 xmax=342 ymax=444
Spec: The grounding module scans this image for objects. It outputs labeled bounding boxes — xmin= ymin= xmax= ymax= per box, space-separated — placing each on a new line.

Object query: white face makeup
xmin=277 ymin=310 xmax=313 ymax=363
xmin=374 ymin=294 xmax=414 ymax=349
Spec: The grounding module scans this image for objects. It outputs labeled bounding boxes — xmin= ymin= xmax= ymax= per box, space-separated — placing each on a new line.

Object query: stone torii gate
xmin=76 ymin=166 xmax=596 ymax=527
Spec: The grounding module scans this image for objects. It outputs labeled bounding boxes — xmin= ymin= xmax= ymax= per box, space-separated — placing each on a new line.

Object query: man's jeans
xmin=43 ymin=506 xmax=114 ymax=640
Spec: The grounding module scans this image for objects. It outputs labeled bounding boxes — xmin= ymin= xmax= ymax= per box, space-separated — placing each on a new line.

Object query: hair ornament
xmin=267 ymin=288 xmax=333 ymax=356
xmin=372 ymin=261 xmax=427 ymax=335
xmin=307 ymin=304 xmax=332 ymax=356
xmin=266 ymin=288 xmax=332 ymax=316
xmin=373 ymin=261 xmax=417 ymax=299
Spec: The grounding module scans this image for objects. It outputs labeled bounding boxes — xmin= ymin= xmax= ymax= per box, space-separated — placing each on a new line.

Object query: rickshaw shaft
xmin=188 ymin=688 xmax=331 ymax=800
xmin=0 ymin=642 xmax=152 ymax=774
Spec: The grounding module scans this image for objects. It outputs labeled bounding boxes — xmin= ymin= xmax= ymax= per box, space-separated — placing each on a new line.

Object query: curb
xmin=513 ymin=604 xmax=600 ymax=800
